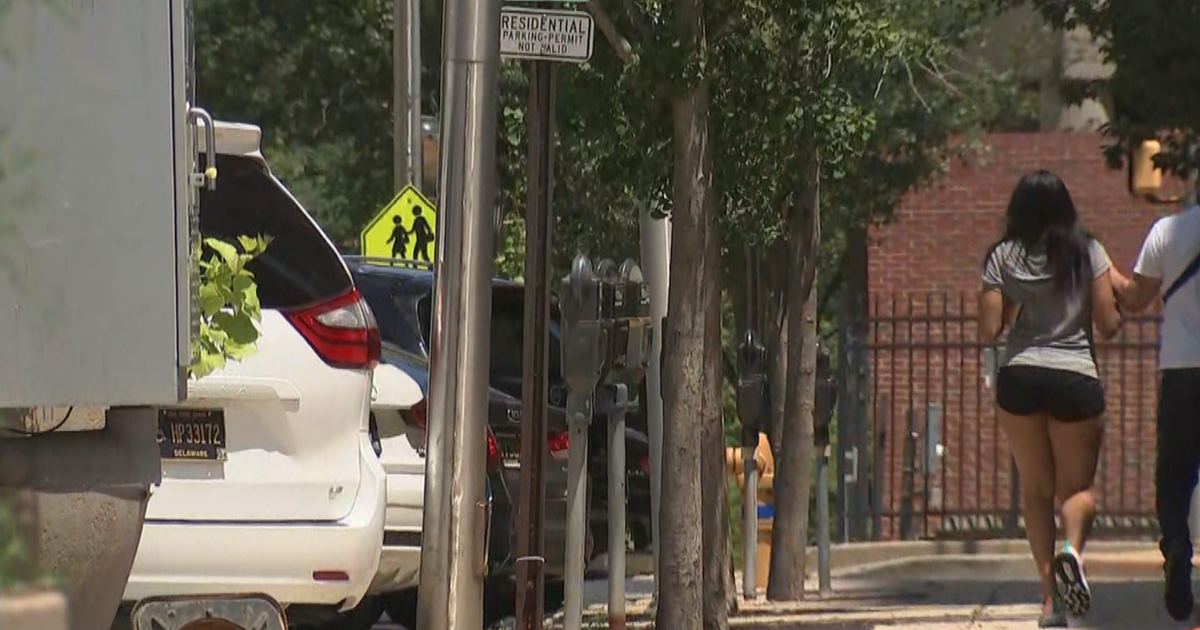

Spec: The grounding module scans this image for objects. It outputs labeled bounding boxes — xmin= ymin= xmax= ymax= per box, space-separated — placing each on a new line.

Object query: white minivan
xmin=121 ymin=122 xmax=387 ymax=627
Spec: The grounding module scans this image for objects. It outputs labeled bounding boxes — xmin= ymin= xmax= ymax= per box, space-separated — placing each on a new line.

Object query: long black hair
xmin=985 ymin=170 xmax=1092 ymax=289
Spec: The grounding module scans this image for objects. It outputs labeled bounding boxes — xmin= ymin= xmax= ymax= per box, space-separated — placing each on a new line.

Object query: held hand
xmin=1003 ymin=299 xmax=1020 ymax=327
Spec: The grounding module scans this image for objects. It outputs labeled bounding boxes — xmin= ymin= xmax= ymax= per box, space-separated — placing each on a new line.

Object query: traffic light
xmin=1130 ymin=139 xmax=1163 ymax=198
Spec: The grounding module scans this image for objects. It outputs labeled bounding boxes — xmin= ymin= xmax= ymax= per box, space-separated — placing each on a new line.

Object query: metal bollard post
xmin=816 ymin=445 xmax=832 ymax=596
xmin=742 ymin=447 xmax=757 ymax=600
xmin=814 ymin=344 xmax=836 ymax=595
xmin=607 ymin=384 xmax=629 ymax=630
xmin=563 ymin=394 xmax=592 ymax=630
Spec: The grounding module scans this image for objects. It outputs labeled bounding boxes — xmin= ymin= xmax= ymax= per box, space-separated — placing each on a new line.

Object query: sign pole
xmin=416 ymin=0 xmax=501 ymax=628
xmin=638 ymin=204 xmax=670 ymax=608
xmin=515 ymin=57 xmax=556 ymax=630
xmin=393 ymin=0 xmax=422 ymax=193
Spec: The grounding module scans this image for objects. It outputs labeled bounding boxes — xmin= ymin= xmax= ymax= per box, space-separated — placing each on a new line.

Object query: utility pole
xmin=514 ymin=58 xmax=556 ymax=630
xmin=393 ymin=0 xmax=422 ymax=192
xmin=415 ymin=0 xmax=501 ymax=628
xmin=638 ymin=206 xmax=670 ymax=606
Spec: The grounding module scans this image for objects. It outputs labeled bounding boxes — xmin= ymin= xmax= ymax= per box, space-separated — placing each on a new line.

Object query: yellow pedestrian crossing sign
xmin=360 ymin=185 xmax=437 ymax=264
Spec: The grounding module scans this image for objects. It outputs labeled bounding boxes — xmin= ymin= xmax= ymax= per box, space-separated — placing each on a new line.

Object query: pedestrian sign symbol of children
xmin=359 ymin=185 xmax=438 ymax=264
xmin=409 ymin=205 xmax=434 ymax=263
xmin=386 ymin=215 xmax=410 ymax=259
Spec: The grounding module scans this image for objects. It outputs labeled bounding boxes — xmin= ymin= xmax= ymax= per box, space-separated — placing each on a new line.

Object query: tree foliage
xmin=195 ymin=0 xmax=434 ymax=240
xmin=1024 ymin=0 xmax=1200 ymax=178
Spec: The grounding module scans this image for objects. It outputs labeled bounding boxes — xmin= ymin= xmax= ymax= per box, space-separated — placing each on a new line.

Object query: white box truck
xmin=0 ymin=2 xmax=283 ymax=629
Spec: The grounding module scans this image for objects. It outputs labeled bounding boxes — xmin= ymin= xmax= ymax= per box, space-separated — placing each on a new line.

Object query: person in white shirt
xmin=1111 ymin=204 xmax=1200 ymax=621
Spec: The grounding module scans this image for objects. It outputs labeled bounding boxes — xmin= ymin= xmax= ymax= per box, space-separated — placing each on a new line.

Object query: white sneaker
xmin=1053 ymin=543 xmax=1091 ymax=616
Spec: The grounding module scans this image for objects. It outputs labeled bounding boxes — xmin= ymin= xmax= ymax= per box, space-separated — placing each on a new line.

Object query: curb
xmin=829 ymin=548 xmax=1180 ymax=582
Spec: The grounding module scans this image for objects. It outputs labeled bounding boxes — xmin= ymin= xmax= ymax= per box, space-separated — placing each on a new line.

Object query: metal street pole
xmin=515 ymin=58 xmax=556 ymax=630
xmin=816 ymin=445 xmax=832 ymax=596
xmin=741 ymin=247 xmax=760 ymax=600
xmin=637 ymin=206 xmax=670 ymax=605
xmin=416 ymin=0 xmax=501 ymax=628
xmin=393 ymin=0 xmax=423 ymax=192
xmin=607 ymin=383 xmax=629 ymax=630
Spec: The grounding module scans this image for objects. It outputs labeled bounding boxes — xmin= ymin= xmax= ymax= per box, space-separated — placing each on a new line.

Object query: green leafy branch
xmin=191 ymin=235 xmax=271 ymax=380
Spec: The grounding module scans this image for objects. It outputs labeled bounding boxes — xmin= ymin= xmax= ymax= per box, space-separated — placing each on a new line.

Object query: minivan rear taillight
xmin=285 ymin=288 xmax=381 ymax=370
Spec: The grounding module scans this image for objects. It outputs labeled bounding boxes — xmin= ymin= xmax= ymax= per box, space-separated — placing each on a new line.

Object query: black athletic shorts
xmin=995 ymin=365 xmax=1106 ymax=421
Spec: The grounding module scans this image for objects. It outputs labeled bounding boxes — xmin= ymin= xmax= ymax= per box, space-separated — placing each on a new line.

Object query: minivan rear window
xmin=200 ymin=155 xmax=352 ymax=310
xmin=417 ymin=289 xmax=563 ymax=383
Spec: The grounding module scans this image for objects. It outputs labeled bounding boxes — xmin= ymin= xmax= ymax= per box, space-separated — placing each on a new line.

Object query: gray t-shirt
xmin=981 ymin=238 xmax=1112 ymax=377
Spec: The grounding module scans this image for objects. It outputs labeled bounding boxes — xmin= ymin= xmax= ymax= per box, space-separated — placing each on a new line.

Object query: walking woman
xmin=978 ymin=170 xmax=1122 ymax=627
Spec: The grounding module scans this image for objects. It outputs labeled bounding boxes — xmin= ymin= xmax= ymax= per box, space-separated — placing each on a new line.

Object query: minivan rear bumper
xmin=368 ymin=468 xmax=424 ymax=595
xmin=123 ymin=435 xmax=386 ymax=611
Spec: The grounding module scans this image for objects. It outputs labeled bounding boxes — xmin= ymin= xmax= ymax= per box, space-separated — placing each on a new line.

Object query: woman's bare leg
xmin=1000 ymin=409 xmax=1058 ymax=611
xmin=1047 ymin=416 xmax=1105 ymax=554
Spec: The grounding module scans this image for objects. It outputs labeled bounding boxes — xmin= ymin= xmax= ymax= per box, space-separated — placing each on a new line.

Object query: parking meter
xmin=594 ymin=258 xmax=626 ymax=382
xmin=560 ymin=254 xmax=608 ymax=412
xmin=736 ymin=330 xmax=770 ymax=448
xmin=735 ymin=327 xmax=769 ymax=599
xmin=611 ymin=259 xmax=653 ymax=388
xmin=814 ymin=344 xmax=837 ymax=447
xmin=560 ymin=254 xmax=606 ymax=627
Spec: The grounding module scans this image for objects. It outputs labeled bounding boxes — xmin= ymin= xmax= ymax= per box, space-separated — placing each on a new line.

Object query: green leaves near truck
xmin=191 ymin=235 xmax=271 ymax=380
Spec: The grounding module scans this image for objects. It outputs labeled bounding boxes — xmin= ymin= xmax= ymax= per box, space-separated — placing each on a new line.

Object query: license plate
xmin=158 ymin=408 xmax=227 ymax=461
xmin=497 ymin=436 xmax=521 ymax=468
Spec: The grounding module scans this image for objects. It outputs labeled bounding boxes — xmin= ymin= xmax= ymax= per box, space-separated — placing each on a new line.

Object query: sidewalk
xmin=564 ymin=544 xmax=1200 ymax=629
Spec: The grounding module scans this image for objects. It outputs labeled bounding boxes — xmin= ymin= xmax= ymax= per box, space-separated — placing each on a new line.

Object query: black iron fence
xmin=839 ymin=292 xmax=1161 ymax=541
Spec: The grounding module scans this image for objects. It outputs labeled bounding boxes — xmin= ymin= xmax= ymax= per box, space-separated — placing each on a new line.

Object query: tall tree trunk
xmin=657 ymin=0 xmax=712 ymax=626
xmin=767 ymin=152 xmax=821 ymax=601
xmin=701 ymin=208 xmax=732 ymax=630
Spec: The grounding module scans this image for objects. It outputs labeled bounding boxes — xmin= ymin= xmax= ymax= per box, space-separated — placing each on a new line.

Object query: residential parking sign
xmin=500 ymin=7 xmax=594 ymax=63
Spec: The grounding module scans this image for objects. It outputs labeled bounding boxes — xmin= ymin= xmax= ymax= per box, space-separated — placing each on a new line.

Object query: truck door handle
xmin=187 ymin=106 xmax=217 ymax=190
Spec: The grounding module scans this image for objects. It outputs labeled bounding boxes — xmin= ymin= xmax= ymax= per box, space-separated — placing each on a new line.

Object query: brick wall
xmin=864 ymin=132 xmax=1173 ymax=540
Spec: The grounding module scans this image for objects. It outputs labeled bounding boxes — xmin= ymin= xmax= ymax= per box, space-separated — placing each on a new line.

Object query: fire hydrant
xmin=727 ymin=432 xmax=776 ymax=588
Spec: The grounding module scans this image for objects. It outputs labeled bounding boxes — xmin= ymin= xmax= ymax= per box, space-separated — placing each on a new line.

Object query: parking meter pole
xmin=742 ymin=448 xmax=757 ymax=599
xmin=736 ymin=288 xmax=768 ymax=602
xmin=560 ymin=254 xmax=606 ymax=630
xmin=606 ymin=384 xmax=629 ymax=630
xmin=816 ymin=445 xmax=832 ymax=596
xmin=416 ymin=2 xmax=500 ymax=629
xmin=514 ymin=57 xmax=556 ymax=630
xmin=564 ymin=393 xmax=592 ymax=630
xmin=738 ymin=248 xmax=765 ymax=600
xmin=814 ymin=345 xmax=836 ymax=597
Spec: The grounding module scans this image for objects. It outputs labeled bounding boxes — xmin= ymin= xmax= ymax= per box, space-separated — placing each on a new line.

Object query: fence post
xmin=871 ymin=397 xmax=887 ymax=541
xmin=899 ymin=407 xmax=917 ymax=541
